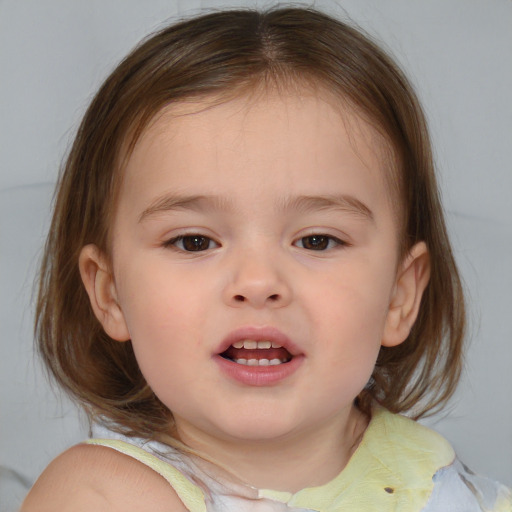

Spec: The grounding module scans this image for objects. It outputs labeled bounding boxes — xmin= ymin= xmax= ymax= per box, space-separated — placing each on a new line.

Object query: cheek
xmin=311 ymin=262 xmax=395 ymax=331
xmin=113 ymin=271 xmax=204 ymax=379
xmin=116 ymin=257 xmax=201 ymax=330
xmin=306 ymin=259 xmax=396 ymax=383
xmin=125 ymin=300 xmax=204 ymax=410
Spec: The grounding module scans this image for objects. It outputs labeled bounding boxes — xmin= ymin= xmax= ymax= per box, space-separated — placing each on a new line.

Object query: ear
xmin=382 ymin=241 xmax=430 ymax=347
xmin=79 ymin=244 xmax=130 ymax=342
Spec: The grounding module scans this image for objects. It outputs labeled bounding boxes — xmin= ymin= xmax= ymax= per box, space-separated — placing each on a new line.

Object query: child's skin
xmin=23 ymin=87 xmax=430 ymax=510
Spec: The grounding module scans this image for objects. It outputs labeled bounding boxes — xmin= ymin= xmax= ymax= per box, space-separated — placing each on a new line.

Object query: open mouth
xmin=220 ymin=340 xmax=293 ymax=366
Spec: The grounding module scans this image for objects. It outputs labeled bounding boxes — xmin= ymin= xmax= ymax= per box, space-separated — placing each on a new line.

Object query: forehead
xmin=133 ymin=88 xmax=390 ymax=170
xmin=115 ymin=88 xmax=397 ymax=224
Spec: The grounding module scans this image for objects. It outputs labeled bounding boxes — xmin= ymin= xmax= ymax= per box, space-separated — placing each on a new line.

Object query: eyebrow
xmin=139 ymin=194 xmax=233 ymax=222
xmin=139 ymin=193 xmax=373 ymax=222
xmin=281 ymin=195 xmax=374 ymax=221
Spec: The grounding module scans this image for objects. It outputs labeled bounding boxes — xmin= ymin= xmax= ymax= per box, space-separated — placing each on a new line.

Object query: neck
xmin=175 ymin=405 xmax=369 ymax=493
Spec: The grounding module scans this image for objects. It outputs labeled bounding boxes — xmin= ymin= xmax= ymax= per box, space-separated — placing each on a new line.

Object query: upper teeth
xmin=232 ymin=340 xmax=282 ymax=349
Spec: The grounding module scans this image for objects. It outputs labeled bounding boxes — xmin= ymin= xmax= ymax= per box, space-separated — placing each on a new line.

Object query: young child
xmin=22 ymin=7 xmax=511 ymax=512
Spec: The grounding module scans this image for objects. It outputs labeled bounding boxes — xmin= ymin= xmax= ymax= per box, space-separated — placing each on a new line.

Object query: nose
xmin=223 ymin=250 xmax=292 ymax=309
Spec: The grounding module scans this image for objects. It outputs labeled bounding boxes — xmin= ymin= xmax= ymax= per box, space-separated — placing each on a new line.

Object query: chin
xmin=209 ymin=412 xmax=305 ymax=445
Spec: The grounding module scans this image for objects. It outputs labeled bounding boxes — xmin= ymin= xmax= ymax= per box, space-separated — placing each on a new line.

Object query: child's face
xmin=82 ymin=89 xmax=427 ymax=446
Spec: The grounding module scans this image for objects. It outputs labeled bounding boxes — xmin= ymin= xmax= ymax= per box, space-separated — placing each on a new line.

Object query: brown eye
xmin=168 ymin=235 xmax=217 ymax=252
xmin=295 ymin=235 xmax=342 ymax=251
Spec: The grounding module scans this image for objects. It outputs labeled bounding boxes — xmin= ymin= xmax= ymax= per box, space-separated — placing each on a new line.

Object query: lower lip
xmin=215 ymin=355 xmax=304 ymax=386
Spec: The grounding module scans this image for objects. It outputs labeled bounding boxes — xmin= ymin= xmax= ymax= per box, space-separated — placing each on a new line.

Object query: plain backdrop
xmin=1 ymin=0 xmax=511 ymax=509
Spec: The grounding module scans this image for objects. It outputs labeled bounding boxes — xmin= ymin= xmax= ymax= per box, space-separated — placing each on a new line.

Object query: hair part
xmin=36 ymin=6 xmax=465 ymax=443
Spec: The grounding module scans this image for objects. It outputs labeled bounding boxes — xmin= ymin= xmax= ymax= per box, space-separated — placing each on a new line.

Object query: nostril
xmin=234 ymin=295 xmax=246 ymax=302
xmin=268 ymin=294 xmax=280 ymax=302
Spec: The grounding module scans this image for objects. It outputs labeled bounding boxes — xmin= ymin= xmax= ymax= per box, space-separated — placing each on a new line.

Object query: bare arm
xmin=21 ymin=444 xmax=188 ymax=512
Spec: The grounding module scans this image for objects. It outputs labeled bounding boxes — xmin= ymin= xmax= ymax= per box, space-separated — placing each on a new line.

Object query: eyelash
xmin=164 ymin=235 xmax=220 ymax=252
xmin=164 ymin=233 xmax=346 ymax=252
xmin=293 ymin=234 xmax=346 ymax=251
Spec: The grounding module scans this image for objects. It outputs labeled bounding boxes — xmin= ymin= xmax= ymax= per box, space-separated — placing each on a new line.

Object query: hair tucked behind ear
xmin=36 ymin=6 xmax=465 ymax=442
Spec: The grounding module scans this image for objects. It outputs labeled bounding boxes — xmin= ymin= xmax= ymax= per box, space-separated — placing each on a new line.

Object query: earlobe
xmin=79 ymin=244 xmax=130 ymax=342
xmin=382 ymin=242 xmax=431 ymax=347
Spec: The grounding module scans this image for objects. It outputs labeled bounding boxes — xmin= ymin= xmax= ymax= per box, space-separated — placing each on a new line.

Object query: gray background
xmin=1 ymin=0 xmax=511 ymax=509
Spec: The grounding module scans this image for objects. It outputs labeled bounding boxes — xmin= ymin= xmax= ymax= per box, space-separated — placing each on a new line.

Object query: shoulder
xmin=424 ymin=458 xmax=512 ymax=511
xmin=21 ymin=443 xmax=188 ymax=512
xmin=365 ymin=407 xmax=455 ymax=472
xmin=365 ymin=408 xmax=512 ymax=511
xmin=348 ymin=407 xmax=454 ymax=510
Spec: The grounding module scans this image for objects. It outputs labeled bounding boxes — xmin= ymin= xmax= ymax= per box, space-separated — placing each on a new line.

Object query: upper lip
xmin=216 ymin=326 xmax=301 ymax=356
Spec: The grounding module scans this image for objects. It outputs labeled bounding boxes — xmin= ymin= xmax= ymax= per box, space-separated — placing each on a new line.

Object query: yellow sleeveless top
xmin=85 ymin=408 xmax=512 ymax=511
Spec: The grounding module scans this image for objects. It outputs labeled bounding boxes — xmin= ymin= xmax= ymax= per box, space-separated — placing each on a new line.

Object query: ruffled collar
xmin=258 ymin=407 xmax=454 ymax=511
xmin=89 ymin=407 xmax=455 ymax=512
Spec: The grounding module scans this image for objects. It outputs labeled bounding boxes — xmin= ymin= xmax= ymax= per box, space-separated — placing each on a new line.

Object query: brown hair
xmin=36 ymin=7 xmax=465 ymax=441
